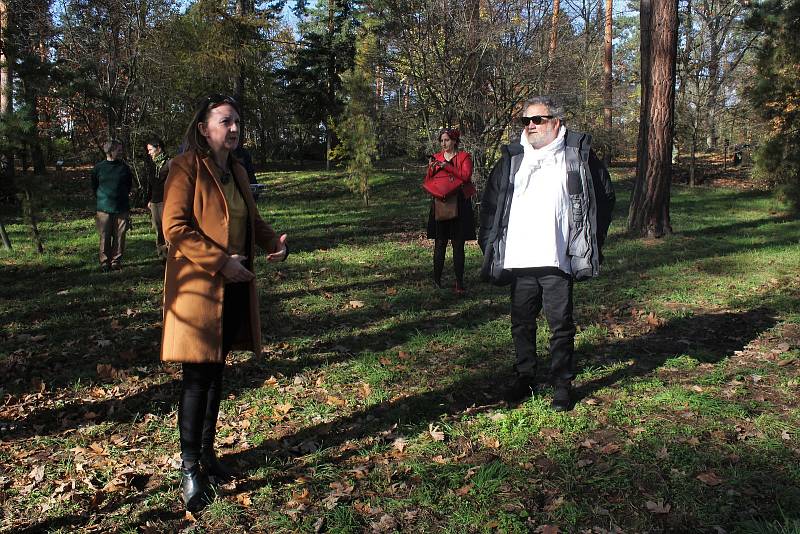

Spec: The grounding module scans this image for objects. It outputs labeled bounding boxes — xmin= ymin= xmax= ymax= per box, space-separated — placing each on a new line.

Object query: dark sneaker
xmin=111 ymin=263 xmax=122 ymax=271
xmin=100 ymin=264 xmax=111 ymax=273
xmin=551 ymin=383 xmax=572 ymax=412
xmin=504 ymin=376 xmax=537 ymax=403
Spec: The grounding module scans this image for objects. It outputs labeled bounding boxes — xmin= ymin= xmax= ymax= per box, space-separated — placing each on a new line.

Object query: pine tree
xmin=748 ymin=0 xmax=800 ymax=211
xmin=330 ymin=25 xmax=378 ymax=205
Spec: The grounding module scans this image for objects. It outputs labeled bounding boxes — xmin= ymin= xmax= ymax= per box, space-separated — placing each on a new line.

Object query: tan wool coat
xmin=160 ymin=150 xmax=280 ymax=363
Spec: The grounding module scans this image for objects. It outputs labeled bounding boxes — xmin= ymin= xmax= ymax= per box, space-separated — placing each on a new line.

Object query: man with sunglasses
xmin=479 ymin=96 xmax=615 ymax=411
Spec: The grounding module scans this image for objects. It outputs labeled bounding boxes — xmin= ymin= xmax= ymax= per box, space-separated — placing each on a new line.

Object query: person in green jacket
xmin=91 ymin=139 xmax=132 ymax=272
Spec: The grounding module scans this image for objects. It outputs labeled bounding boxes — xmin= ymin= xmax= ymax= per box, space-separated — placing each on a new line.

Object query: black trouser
xmin=178 ymin=282 xmax=248 ymax=464
xmin=510 ymin=267 xmax=576 ymax=384
xmin=433 ymin=237 xmax=465 ymax=288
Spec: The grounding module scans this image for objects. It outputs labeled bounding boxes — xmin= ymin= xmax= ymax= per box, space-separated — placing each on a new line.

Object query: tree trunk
xmin=326 ymin=0 xmax=335 ymax=171
xmin=545 ymin=0 xmax=560 ymax=91
xmin=234 ymin=0 xmax=250 ymax=114
xmin=0 ymin=220 xmax=11 ymax=249
xmin=22 ymin=188 xmax=43 ymax=253
xmin=628 ymin=0 xmax=678 ymax=238
xmin=602 ymin=0 xmax=613 ymax=166
xmin=23 ymin=80 xmax=46 ymax=175
xmin=1 ymin=0 xmax=15 ymax=182
xmin=705 ymin=25 xmax=721 ymax=150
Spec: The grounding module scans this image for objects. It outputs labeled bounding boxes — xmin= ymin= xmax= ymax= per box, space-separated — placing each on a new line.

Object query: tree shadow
xmin=220 ymin=308 xmax=780 ymax=493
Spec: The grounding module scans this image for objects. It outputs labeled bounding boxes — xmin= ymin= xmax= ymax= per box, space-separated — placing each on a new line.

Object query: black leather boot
xmin=551 ymin=382 xmax=572 ymax=412
xmin=181 ymin=461 xmax=211 ymax=512
xmin=200 ymin=449 xmax=237 ymax=482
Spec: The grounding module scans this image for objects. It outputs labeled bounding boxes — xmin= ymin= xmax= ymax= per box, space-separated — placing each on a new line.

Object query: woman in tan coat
xmin=161 ymin=94 xmax=287 ymax=511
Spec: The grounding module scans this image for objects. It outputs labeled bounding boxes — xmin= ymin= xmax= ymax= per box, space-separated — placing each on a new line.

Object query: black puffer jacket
xmin=478 ymin=130 xmax=615 ymax=285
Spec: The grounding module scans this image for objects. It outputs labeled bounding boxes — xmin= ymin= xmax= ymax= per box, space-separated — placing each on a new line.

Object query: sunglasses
xmin=520 ymin=115 xmax=554 ymax=125
xmin=202 ymin=93 xmax=238 ymax=110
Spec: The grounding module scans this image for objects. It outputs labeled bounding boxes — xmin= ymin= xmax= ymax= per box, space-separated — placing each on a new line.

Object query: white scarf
xmin=519 ymin=125 xmax=566 ymax=170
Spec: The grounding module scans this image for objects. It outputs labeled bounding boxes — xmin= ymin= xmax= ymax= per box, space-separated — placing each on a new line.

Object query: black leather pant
xmin=178 ymin=282 xmax=248 ymax=463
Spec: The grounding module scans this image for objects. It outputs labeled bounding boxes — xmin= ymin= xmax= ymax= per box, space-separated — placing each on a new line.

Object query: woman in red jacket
xmin=424 ymin=128 xmax=477 ymax=293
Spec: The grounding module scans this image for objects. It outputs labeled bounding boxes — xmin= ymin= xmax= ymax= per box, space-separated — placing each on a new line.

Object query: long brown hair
xmin=182 ymin=94 xmax=243 ymax=154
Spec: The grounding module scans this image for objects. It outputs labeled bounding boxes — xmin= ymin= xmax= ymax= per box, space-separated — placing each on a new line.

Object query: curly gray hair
xmin=522 ymin=96 xmax=566 ymax=120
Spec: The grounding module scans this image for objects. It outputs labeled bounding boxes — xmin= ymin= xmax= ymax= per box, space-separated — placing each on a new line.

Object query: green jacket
xmin=91 ymin=159 xmax=132 ymax=213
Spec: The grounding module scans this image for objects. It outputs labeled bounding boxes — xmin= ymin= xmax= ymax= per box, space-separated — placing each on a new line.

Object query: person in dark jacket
xmin=479 ymin=96 xmax=615 ymax=411
xmin=91 ymin=139 xmax=133 ymax=272
xmin=146 ymin=137 xmax=170 ymax=260
xmin=424 ymin=128 xmax=477 ymax=293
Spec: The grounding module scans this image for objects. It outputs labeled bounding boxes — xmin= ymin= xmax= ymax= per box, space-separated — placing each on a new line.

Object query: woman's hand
xmin=266 ymin=234 xmax=288 ymax=262
xmin=221 ymin=254 xmax=255 ymax=282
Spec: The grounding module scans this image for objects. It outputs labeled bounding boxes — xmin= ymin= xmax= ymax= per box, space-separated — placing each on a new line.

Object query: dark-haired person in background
xmin=146 ymin=137 xmax=170 ymax=260
xmin=160 ymin=94 xmax=288 ymax=512
xmin=91 ymin=139 xmax=132 ymax=272
xmin=424 ymin=128 xmax=477 ymax=294
xmin=479 ymin=96 xmax=615 ymax=411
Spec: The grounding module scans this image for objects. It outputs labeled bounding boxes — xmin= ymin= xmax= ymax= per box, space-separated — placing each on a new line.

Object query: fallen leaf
xmin=290 ymin=487 xmax=311 ymax=504
xmin=326 ymin=396 xmax=347 ymax=407
xmin=455 ymin=484 xmax=473 ymax=496
xmin=428 ymin=424 xmax=445 ymax=442
xmin=236 ymin=492 xmax=252 ymax=507
xmin=370 ymin=514 xmax=397 ymax=532
xmin=185 ymin=511 xmax=197 ymax=522
xmin=656 ymin=447 xmax=669 ymax=459
xmin=544 ymin=496 xmax=564 ymax=512
xmin=584 ymin=397 xmax=600 ymax=405
xmin=359 ymin=382 xmax=372 ymax=399
xmin=645 ymin=499 xmax=671 ymax=514
xmin=577 ymin=458 xmax=594 ymax=468
xmin=275 ymin=403 xmax=293 ymax=415
xmin=696 ymin=471 xmax=723 ymax=486
xmin=600 ymin=443 xmax=621 ymax=455
xmin=28 ymin=465 xmax=45 ymax=483
xmin=349 ymin=300 xmax=365 ymax=309
xmin=481 ymin=435 xmax=500 ymax=449
xmin=536 ymin=526 xmax=561 ymax=534
xmin=580 ymin=439 xmax=597 ymax=449
xmin=386 ymin=287 xmax=398 ymax=296
xmin=264 ymin=376 xmax=278 ymax=387
xmin=392 ymin=437 xmax=407 ymax=453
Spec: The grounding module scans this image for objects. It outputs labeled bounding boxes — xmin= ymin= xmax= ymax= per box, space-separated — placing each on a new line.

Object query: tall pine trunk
xmin=603 ymin=0 xmax=613 ymax=166
xmin=545 ymin=0 xmax=560 ymax=92
xmin=628 ymin=0 xmax=678 ymax=238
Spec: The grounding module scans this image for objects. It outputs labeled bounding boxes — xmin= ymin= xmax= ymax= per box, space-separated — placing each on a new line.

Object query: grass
xmin=0 ymin=165 xmax=799 ymax=532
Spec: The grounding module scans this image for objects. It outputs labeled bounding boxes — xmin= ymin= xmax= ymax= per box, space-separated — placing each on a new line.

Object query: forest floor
xmin=1 ymin=160 xmax=799 ymax=533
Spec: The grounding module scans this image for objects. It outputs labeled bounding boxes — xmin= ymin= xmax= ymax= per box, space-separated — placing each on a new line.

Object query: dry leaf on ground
xmin=645 ymin=500 xmax=671 ymax=514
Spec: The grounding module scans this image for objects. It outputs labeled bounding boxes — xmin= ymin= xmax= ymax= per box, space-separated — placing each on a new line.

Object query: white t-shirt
xmin=503 ymin=126 xmax=572 ymax=274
